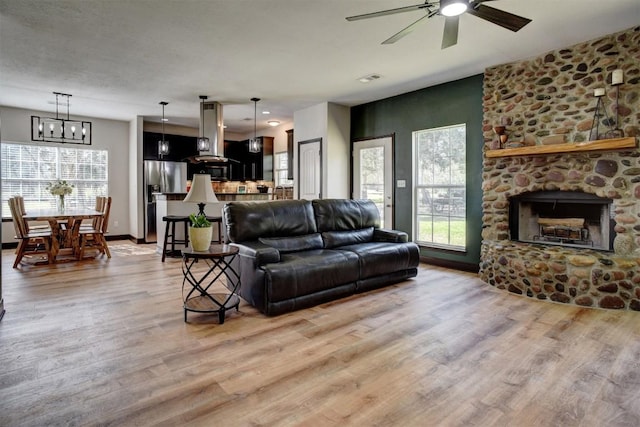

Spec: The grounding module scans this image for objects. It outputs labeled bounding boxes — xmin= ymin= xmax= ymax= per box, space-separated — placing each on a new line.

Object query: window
xmin=413 ymin=124 xmax=466 ymax=250
xmin=274 ymin=151 xmax=293 ymax=187
xmin=1 ymin=142 xmax=108 ymax=217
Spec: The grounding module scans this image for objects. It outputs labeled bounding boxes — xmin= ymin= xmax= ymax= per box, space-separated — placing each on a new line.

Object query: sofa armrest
xmin=373 ymin=228 xmax=409 ymax=243
xmin=231 ymin=241 xmax=281 ymax=265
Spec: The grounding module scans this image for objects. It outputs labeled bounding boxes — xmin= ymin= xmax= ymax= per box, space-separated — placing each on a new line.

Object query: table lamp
xmin=183 ymin=174 xmax=218 ymax=216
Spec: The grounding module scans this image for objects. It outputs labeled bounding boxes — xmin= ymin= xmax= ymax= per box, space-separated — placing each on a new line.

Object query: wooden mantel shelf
xmin=485 ymin=137 xmax=637 ymax=158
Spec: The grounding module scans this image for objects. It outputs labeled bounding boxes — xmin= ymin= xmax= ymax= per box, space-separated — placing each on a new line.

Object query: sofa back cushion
xmin=259 ymin=233 xmax=324 ymax=253
xmin=224 ymin=200 xmax=317 ymax=243
xmin=312 ymin=199 xmax=380 ymax=232
xmin=321 ymin=227 xmax=374 ymax=248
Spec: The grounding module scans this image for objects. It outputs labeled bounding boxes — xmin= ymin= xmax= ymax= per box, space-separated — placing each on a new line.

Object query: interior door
xmin=298 ymin=138 xmax=322 ymax=200
xmin=353 ymin=136 xmax=393 ymax=228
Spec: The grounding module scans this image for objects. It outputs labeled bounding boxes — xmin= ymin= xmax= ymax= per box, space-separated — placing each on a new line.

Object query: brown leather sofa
xmin=223 ymin=199 xmax=420 ymax=315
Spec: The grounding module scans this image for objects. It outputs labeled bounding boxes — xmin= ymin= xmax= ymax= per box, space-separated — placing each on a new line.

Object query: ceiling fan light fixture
xmin=441 ymin=0 xmax=467 ymax=17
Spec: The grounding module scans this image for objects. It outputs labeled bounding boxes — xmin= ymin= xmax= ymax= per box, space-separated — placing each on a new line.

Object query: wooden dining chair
xmin=80 ymin=196 xmax=106 ymax=231
xmin=8 ymin=197 xmax=53 ymax=268
xmin=13 ymin=195 xmax=50 ymax=232
xmin=78 ymin=196 xmax=112 ymax=259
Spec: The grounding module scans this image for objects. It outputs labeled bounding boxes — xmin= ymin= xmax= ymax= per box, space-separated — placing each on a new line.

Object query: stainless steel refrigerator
xmin=143 ymin=160 xmax=187 ymax=243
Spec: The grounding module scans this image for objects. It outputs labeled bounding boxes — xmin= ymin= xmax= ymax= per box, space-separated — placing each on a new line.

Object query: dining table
xmin=22 ymin=208 xmax=103 ymax=262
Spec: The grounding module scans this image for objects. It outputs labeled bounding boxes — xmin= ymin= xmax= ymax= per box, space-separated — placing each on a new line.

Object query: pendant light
xmin=248 ymin=97 xmax=261 ymax=153
xmin=197 ymin=95 xmax=211 ymax=152
xmin=158 ymin=101 xmax=170 ymax=157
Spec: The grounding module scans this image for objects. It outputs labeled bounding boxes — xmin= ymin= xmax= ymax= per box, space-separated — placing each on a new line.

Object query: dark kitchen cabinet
xmin=143 ymin=132 xmax=197 ymax=161
xmin=224 ymin=137 xmax=273 ymax=181
xmin=286 ymin=129 xmax=294 ymax=180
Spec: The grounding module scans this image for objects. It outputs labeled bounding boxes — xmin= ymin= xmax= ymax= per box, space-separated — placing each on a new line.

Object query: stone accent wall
xmin=480 ymin=27 xmax=640 ymax=311
xmin=482 ymin=26 xmax=640 ymax=147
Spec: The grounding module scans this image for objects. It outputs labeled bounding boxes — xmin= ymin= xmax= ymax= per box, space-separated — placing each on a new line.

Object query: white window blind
xmin=1 ymin=142 xmax=108 ymax=217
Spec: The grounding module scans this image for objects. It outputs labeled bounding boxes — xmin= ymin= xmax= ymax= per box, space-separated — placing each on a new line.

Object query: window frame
xmin=274 ymin=151 xmax=293 ymax=187
xmin=1 ymin=141 xmax=109 ymax=218
xmin=412 ymin=123 xmax=467 ymax=252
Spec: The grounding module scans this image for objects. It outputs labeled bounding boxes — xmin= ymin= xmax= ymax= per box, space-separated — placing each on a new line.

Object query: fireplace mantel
xmin=485 ymin=137 xmax=636 ymax=158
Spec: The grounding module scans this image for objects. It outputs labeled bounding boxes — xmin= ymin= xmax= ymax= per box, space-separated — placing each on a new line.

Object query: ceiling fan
xmin=346 ymin=0 xmax=531 ymax=49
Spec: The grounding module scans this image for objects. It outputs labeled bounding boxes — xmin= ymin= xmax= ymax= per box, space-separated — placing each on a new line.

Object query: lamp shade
xmin=183 ymin=174 xmax=218 ymax=204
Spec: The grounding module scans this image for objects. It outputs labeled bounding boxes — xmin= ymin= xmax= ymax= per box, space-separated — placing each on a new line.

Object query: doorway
xmin=298 ymin=138 xmax=322 ymax=200
xmin=353 ymin=136 xmax=394 ymax=228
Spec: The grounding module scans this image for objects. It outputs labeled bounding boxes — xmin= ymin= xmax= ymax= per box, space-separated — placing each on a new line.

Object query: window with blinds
xmin=1 ymin=142 xmax=108 ymax=217
xmin=274 ymin=152 xmax=293 ymax=187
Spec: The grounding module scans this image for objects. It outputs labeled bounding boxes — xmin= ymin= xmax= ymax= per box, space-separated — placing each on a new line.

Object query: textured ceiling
xmin=1 ymin=0 xmax=639 ymax=133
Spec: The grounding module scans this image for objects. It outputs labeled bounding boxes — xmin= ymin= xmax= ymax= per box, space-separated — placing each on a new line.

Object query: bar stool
xmin=162 ymin=215 xmax=190 ymax=262
xmin=206 ymin=216 xmax=223 ymax=244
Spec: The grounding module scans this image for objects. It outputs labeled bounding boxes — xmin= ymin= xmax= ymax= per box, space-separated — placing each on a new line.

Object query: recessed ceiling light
xmin=358 ymin=74 xmax=382 ymax=83
xmin=267 ymin=120 xmax=280 ymax=127
xmin=262 ymin=110 xmax=270 ymax=115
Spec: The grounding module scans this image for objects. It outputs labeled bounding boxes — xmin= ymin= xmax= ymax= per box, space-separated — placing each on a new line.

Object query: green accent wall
xmin=351 ymin=74 xmax=484 ymax=269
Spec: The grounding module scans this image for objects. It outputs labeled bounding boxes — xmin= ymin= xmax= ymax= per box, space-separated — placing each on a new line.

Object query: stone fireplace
xmin=479 ymin=27 xmax=640 ymax=311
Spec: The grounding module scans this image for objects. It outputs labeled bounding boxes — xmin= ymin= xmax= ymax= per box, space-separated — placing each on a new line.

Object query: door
xmin=298 ymin=138 xmax=322 ymax=200
xmin=353 ymin=136 xmax=393 ymax=228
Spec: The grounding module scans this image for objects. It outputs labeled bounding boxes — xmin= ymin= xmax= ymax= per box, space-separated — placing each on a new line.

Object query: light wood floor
xmin=1 ymin=241 xmax=639 ymax=426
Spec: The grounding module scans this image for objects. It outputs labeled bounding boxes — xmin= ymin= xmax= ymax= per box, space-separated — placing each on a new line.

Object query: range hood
xmin=191 ymin=100 xmax=226 ymax=163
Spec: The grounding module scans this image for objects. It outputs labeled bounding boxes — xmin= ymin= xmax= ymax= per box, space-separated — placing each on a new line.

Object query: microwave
xmin=195 ymin=164 xmax=228 ymax=180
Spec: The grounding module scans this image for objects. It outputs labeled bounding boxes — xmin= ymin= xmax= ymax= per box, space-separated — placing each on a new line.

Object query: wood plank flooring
xmin=1 ymin=241 xmax=639 ymax=426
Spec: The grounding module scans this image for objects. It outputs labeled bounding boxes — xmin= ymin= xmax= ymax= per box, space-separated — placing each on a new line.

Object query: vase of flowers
xmin=46 ymin=179 xmax=74 ymax=212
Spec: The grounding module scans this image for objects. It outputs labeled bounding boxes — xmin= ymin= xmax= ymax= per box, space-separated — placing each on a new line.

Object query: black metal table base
xmin=181 ymin=245 xmax=241 ymax=324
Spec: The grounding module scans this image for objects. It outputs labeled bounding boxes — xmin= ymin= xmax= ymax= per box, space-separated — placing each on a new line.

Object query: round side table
xmin=181 ymin=244 xmax=241 ymax=324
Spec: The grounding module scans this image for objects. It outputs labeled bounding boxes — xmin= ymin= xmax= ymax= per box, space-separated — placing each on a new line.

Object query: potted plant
xmin=188 ymin=213 xmax=212 ymax=252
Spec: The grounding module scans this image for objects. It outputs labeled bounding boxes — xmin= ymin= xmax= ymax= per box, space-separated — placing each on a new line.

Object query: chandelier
xmin=31 ymin=92 xmax=92 ymax=145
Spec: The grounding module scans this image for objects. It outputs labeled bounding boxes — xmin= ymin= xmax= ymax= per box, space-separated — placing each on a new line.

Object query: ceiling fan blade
xmin=467 ymin=4 xmax=532 ymax=32
xmin=441 ymin=16 xmax=459 ymax=49
xmin=346 ymin=3 xmax=432 ymax=21
xmin=382 ymin=10 xmax=438 ymax=44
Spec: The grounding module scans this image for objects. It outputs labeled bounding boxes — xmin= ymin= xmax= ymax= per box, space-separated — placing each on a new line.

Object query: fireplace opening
xmin=509 ymin=191 xmax=615 ymax=251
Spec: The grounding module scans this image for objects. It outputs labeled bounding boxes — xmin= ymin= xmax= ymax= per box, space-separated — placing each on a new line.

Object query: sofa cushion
xmin=336 ymin=241 xmax=420 ymax=280
xmin=312 ymin=199 xmax=380 ymax=232
xmin=321 ymin=227 xmax=374 ymax=248
xmin=259 ymin=233 xmax=323 ymax=253
xmin=262 ymin=249 xmax=359 ymax=302
xmin=224 ymin=200 xmax=317 ymax=243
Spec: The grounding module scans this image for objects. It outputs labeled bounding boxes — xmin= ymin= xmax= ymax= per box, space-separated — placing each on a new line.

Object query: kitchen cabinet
xmin=286 ymin=129 xmax=294 ymax=180
xmin=143 ymin=132 xmax=197 ymax=161
xmin=224 ymin=137 xmax=273 ymax=181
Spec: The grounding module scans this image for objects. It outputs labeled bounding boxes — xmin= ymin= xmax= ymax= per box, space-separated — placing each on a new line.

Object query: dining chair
xmin=78 ymin=196 xmax=112 ymax=259
xmin=8 ymin=197 xmax=53 ymax=268
xmin=80 ymin=196 xmax=106 ymax=231
xmin=13 ymin=195 xmax=50 ymax=232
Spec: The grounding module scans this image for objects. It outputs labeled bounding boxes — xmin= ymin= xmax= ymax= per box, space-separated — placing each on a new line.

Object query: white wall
xmin=129 ymin=116 xmax=143 ymax=240
xmin=292 ymin=102 xmax=350 ymax=199
xmin=1 ymin=106 xmax=131 ymax=244
xmin=327 ymin=103 xmax=350 ymax=198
